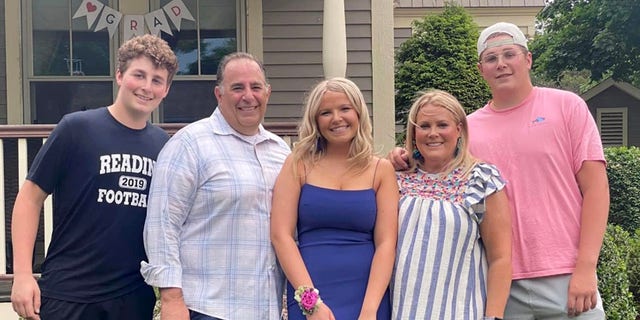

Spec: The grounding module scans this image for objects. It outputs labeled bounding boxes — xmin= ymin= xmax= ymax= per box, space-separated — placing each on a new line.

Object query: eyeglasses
xmin=480 ymin=50 xmax=525 ymax=65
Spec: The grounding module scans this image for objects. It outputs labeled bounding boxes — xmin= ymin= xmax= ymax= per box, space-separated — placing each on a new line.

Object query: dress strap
xmin=372 ymin=158 xmax=381 ymax=188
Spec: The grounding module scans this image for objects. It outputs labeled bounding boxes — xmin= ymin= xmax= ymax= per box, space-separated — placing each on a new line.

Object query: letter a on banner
xmin=145 ymin=9 xmax=173 ymax=36
xmin=123 ymin=15 xmax=145 ymax=40
xmin=72 ymin=0 xmax=105 ymax=29
xmin=163 ymin=0 xmax=195 ymax=31
xmin=94 ymin=5 xmax=123 ymax=38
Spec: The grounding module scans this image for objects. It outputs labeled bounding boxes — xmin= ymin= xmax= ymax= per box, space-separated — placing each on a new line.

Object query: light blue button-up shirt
xmin=141 ymin=108 xmax=290 ymax=319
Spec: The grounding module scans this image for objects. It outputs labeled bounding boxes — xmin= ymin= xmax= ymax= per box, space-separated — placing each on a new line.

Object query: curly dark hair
xmin=117 ymin=34 xmax=178 ymax=84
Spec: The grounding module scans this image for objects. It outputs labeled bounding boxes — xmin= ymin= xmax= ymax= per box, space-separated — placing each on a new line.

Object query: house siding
xmin=394 ymin=27 xmax=412 ymax=50
xmin=262 ymin=0 xmax=373 ymax=123
xmin=395 ymin=0 xmax=545 ymax=7
xmin=0 ymin=0 xmax=7 ymax=124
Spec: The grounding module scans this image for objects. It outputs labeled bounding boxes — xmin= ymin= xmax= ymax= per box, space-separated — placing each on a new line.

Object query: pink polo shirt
xmin=467 ymin=87 xmax=605 ymax=280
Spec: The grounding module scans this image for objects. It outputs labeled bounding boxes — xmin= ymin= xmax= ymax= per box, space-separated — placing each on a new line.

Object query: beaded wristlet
xmin=294 ymin=286 xmax=323 ymax=315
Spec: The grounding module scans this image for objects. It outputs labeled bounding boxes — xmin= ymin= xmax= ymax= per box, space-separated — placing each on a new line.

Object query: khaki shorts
xmin=505 ymin=274 xmax=605 ymax=320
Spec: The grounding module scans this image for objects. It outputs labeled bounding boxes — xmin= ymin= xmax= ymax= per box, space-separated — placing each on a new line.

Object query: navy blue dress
xmin=286 ymin=184 xmax=391 ymax=319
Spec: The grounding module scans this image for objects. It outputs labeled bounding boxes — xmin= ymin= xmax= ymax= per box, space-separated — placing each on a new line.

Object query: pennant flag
xmin=145 ymin=9 xmax=173 ymax=36
xmin=163 ymin=0 xmax=195 ymax=31
xmin=72 ymin=0 xmax=105 ymax=29
xmin=94 ymin=5 xmax=122 ymax=38
xmin=123 ymin=15 xmax=145 ymax=40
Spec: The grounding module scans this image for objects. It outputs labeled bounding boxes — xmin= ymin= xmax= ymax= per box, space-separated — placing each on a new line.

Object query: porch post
xmin=322 ymin=0 xmax=347 ymax=78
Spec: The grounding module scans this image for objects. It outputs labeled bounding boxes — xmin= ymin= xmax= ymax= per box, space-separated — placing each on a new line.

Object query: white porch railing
xmin=0 ymin=122 xmax=298 ymax=302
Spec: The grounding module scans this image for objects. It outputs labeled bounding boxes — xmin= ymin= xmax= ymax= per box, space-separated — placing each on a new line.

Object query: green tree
xmin=394 ymin=4 xmax=490 ymax=131
xmin=531 ymin=69 xmax=597 ymax=94
xmin=531 ymin=0 xmax=640 ymax=87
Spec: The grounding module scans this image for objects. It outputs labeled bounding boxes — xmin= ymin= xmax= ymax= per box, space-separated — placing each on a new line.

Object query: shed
xmin=582 ymin=78 xmax=640 ymax=147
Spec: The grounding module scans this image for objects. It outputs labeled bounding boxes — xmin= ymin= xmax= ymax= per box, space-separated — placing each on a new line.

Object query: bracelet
xmin=293 ymin=285 xmax=323 ymax=315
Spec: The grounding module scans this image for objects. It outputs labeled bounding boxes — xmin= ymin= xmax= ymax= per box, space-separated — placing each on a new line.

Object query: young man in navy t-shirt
xmin=10 ymin=34 xmax=178 ymax=320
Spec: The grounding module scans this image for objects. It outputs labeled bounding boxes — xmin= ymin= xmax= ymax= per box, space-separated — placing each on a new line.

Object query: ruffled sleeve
xmin=464 ymin=162 xmax=506 ymax=222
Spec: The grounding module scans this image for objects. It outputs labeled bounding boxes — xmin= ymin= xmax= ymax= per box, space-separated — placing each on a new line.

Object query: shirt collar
xmin=209 ymin=108 xmax=272 ymax=144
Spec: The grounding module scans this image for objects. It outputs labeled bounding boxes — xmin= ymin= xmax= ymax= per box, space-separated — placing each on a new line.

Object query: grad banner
xmin=123 ymin=15 xmax=145 ymax=40
xmin=72 ymin=0 xmax=195 ymax=39
xmin=94 ymin=5 xmax=122 ymax=38
xmin=72 ymin=0 xmax=105 ymax=29
xmin=145 ymin=9 xmax=173 ymax=37
xmin=163 ymin=0 xmax=195 ymax=31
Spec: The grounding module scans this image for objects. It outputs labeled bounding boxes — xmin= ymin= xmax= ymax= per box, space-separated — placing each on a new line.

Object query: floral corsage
xmin=294 ymin=285 xmax=323 ymax=315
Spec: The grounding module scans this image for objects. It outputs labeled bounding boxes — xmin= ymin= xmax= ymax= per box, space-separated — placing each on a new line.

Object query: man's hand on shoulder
xmin=388 ymin=147 xmax=410 ymax=171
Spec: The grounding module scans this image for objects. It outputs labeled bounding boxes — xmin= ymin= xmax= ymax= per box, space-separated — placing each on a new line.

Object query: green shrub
xmin=598 ymin=224 xmax=637 ymax=319
xmin=629 ymin=229 xmax=640 ymax=316
xmin=154 ymin=287 xmax=160 ymax=319
xmin=605 ymin=146 xmax=640 ymax=232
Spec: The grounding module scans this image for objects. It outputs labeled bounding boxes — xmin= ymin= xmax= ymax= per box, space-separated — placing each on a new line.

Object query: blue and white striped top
xmin=392 ymin=163 xmax=505 ymax=319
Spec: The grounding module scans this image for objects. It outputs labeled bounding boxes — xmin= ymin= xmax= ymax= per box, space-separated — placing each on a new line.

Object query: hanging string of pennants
xmin=72 ymin=0 xmax=195 ymax=40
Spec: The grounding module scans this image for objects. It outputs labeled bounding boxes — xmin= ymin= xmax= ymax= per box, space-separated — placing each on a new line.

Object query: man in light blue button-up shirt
xmin=141 ymin=52 xmax=290 ymax=320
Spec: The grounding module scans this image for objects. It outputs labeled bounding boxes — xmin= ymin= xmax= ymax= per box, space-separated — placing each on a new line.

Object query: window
xmin=597 ymin=107 xmax=628 ymax=147
xmin=25 ymin=0 xmax=244 ymax=124
xmin=157 ymin=0 xmax=242 ymax=123
xmin=27 ymin=0 xmax=114 ymax=124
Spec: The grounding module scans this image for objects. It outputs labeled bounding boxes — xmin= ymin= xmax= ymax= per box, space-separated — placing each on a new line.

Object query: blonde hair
xmin=404 ymin=89 xmax=478 ymax=177
xmin=292 ymin=77 xmax=373 ymax=176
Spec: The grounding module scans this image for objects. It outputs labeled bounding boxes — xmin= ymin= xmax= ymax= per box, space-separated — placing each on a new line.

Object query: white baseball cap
xmin=477 ymin=22 xmax=528 ymax=57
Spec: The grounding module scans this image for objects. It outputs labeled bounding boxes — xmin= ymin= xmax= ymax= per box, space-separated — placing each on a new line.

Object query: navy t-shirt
xmin=27 ymin=107 xmax=169 ymax=303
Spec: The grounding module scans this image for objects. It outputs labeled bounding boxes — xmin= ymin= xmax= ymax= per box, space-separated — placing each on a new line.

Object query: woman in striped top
xmin=392 ymin=89 xmax=511 ymax=320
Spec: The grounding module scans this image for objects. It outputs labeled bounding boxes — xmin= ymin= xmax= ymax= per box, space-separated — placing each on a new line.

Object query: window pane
xmin=30 ymin=81 xmax=113 ymax=124
xmin=164 ymin=28 xmax=199 ymax=75
xmin=200 ymin=34 xmax=236 ymax=75
xmin=200 ymin=0 xmax=236 ymax=74
xmin=161 ymin=81 xmax=217 ymax=123
xmin=160 ymin=0 xmax=237 ymax=75
xmin=32 ymin=0 xmax=110 ymax=76
xmin=32 ymin=0 xmax=71 ymax=75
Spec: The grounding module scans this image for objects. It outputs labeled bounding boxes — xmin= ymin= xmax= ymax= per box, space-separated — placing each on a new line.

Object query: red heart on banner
xmin=86 ymin=2 xmax=97 ymax=12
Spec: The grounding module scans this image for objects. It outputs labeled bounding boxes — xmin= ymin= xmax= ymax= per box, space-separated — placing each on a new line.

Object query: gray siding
xmin=394 ymin=0 xmax=545 ymax=7
xmin=262 ymin=0 xmax=373 ymax=123
xmin=0 ymin=0 xmax=6 ymax=124
xmin=394 ymin=27 xmax=412 ymax=51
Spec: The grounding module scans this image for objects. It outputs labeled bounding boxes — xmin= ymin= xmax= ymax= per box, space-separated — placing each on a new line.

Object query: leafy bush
xmin=629 ymin=229 xmax=640 ymax=317
xmin=605 ymin=146 xmax=640 ymax=232
xmin=598 ymin=224 xmax=637 ymax=319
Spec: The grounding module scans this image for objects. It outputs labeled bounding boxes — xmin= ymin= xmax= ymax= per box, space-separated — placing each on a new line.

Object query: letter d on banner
xmin=163 ymin=0 xmax=195 ymax=31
